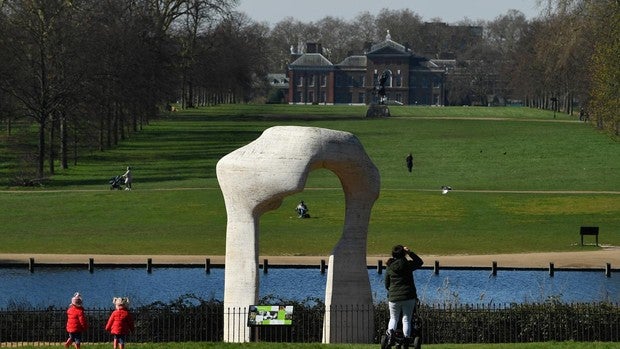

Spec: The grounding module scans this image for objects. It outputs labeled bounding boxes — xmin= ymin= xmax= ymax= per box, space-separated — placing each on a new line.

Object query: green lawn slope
xmin=0 ymin=106 xmax=618 ymax=256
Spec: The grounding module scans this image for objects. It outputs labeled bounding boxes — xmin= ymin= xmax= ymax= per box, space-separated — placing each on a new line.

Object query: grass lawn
xmin=12 ymin=342 xmax=620 ymax=349
xmin=0 ymin=105 xmax=618 ymax=256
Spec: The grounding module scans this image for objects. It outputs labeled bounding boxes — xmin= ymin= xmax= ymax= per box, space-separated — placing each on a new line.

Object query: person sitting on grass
xmin=296 ymin=200 xmax=309 ymax=218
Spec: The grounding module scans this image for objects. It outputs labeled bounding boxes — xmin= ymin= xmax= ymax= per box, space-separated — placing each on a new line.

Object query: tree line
xmin=0 ymin=0 xmax=266 ymax=181
xmin=261 ymin=1 xmax=618 ymax=134
xmin=0 ymin=0 xmax=617 ymax=184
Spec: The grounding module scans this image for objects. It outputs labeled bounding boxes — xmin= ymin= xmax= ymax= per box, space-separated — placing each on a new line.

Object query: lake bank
xmin=1 ymin=248 xmax=618 ymax=269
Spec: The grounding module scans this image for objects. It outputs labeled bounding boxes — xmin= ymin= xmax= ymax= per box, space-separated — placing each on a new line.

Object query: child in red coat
xmin=105 ymin=297 xmax=134 ymax=349
xmin=65 ymin=292 xmax=88 ymax=348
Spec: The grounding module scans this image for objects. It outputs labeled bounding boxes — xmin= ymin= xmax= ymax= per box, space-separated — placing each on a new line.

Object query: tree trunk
xmin=99 ymin=112 xmax=105 ymax=151
xmin=112 ymin=106 xmax=119 ymax=145
xmin=119 ymin=109 xmax=126 ymax=141
xmin=73 ymin=121 xmax=79 ymax=166
xmin=60 ymin=113 xmax=68 ymax=170
xmin=48 ymin=115 xmax=55 ymax=175
xmin=37 ymin=119 xmax=46 ymax=178
xmin=188 ymin=79 xmax=195 ymax=108
xmin=181 ymin=69 xmax=188 ymax=109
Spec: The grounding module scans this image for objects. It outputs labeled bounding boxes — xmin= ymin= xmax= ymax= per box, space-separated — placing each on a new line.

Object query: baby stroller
xmin=380 ymin=300 xmax=422 ymax=349
xmin=109 ymin=175 xmax=124 ymax=190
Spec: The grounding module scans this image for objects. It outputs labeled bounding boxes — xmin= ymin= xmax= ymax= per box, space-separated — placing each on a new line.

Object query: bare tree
xmin=0 ymin=0 xmax=78 ymax=178
xmin=375 ymin=8 xmax=423 ymax=51
xmin=266 ymin=17 xmax=310 ymax=71
xmin=192 ymin=12 xmax=269 ymax=104
xmin=175 ymin=0 xmax=236 ymax=108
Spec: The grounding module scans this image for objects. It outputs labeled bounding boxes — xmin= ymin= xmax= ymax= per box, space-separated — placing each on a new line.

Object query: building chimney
xmin=363 ymin=41 xmax=372 ymax=53
xmin=306 ymin=42 xmax=317 ymax=53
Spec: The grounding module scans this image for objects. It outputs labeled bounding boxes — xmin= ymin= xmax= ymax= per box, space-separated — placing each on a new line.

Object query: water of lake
xmin=0 ymin=267 xmax=617 ymax=308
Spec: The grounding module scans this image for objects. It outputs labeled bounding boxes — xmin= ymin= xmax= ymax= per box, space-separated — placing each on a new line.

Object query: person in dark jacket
xmin=406 ymin=153 xmax=414 ymax=173
xmin=384 ymin=244 xmax=424 ymax=339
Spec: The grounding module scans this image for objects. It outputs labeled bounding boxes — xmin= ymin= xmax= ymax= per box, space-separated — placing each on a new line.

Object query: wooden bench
xmin=580 ymin=226 xmax=599 ymax=246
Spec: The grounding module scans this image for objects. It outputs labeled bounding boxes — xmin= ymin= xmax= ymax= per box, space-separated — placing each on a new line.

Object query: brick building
xmin=287 ymin=32 xmax=446 ymax=106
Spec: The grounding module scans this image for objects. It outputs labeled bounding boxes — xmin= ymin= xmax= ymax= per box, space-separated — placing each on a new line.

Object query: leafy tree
xmin=587 ymin=0 xmax=619 ymax=134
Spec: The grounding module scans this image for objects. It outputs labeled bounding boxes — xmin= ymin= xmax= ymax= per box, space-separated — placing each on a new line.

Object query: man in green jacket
xmin=385 ymin=244 xmax=424 ymax=340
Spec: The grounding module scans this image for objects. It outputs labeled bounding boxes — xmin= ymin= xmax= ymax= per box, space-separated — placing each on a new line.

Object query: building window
xmin=395 ymin=75 xmax=402 ymax=87
xmin=309 ymin=74 xmax=315 ymax=87
xmin=320 ymin=75 xmax=326 ymax=87
xmin=321 ymin=92 xmax=326 ymax=103
xmin=361 ymin=75 xmax=366 ymax=87
xmin=308 ymin=91 xmax=314 ymax=103
xmin=396 ymin=93 xmax=402 ymax=103
xmin=297 ymin=76 xmax=303 ymax=87
xmin=433 ymin=77 xmax=441 ymax=88
xmin=358 ymin=92 xmax=365 ymax=103
xmin=297 ymin=91 xmax=303 ymax=103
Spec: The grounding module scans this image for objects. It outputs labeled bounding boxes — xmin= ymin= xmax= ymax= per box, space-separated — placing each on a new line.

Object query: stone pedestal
xmin=366 ymin=104 xmax=390 ymax=117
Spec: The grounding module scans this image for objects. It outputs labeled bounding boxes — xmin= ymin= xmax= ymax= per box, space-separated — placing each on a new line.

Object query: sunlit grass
xmin=0 ymin=105 xmax=617 ymax=255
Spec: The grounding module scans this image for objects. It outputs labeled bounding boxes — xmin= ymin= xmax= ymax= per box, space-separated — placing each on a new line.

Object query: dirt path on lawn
xmin=0 ymin=246 xmax=618 ymax=269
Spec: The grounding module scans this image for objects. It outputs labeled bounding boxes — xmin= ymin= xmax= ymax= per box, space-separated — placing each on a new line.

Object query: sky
xmin=236 ymin=0 xmax=543 ymax=25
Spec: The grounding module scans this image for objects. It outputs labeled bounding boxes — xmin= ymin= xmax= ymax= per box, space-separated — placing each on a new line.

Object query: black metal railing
xmin=1 ymin=301 xmax=618 ymax=346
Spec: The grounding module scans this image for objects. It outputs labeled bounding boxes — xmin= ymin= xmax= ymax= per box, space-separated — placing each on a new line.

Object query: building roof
xmin=267 ymin=73 xmax=289 ymax=88
xmin=336 ymin=55 xmax=367 ymax=67
xmin=368 ymin=39 xmax=407 ymax=55
xmin=290 ymin=53 xmax=333 ymax=67
xmin=367 ymin=30 xmax=409 ymax=55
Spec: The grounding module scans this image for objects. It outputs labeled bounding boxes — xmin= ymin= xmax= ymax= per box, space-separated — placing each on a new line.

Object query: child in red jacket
xmin=105 ymin=297 xmax=134 ymax=349
xmin=65 ymin=292 xmax=88 ymax=348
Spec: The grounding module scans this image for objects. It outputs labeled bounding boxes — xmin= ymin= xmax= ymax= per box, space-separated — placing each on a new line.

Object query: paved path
xmin=1 ymin=247 xmax=618 ymax=269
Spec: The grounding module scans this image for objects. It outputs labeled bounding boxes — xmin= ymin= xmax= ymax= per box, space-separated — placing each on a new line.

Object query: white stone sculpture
xmin=216 ymin=126 xmax=380 ymax=343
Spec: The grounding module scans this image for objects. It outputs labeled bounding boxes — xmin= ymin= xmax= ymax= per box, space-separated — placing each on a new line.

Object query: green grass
xmin=193 ymin=104 xmax=575 ymax=120
xmin=12 ymin=342 xmax=620 ymax=349
xmin=0 ymin=105 xmax=618 ymax=256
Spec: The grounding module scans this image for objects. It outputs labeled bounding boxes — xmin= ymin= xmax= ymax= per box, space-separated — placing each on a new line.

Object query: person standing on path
xmin=384 ymin=244 xmax=424 ymax=341
xmin=65 ymin=292 xmax=88 ymax=348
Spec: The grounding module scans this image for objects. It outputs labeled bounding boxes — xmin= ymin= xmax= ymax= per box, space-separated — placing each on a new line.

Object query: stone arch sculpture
xmin=216 ymin=126 xmax=380 ymax=343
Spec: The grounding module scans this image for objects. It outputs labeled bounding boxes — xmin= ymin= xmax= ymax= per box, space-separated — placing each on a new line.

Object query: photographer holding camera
xmin=384 ymin=244 xmax=424 ymax=342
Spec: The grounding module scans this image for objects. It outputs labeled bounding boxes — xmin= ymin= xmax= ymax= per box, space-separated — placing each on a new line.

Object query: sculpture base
xmin=366 ymin=104 xmax=390 ymax=117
